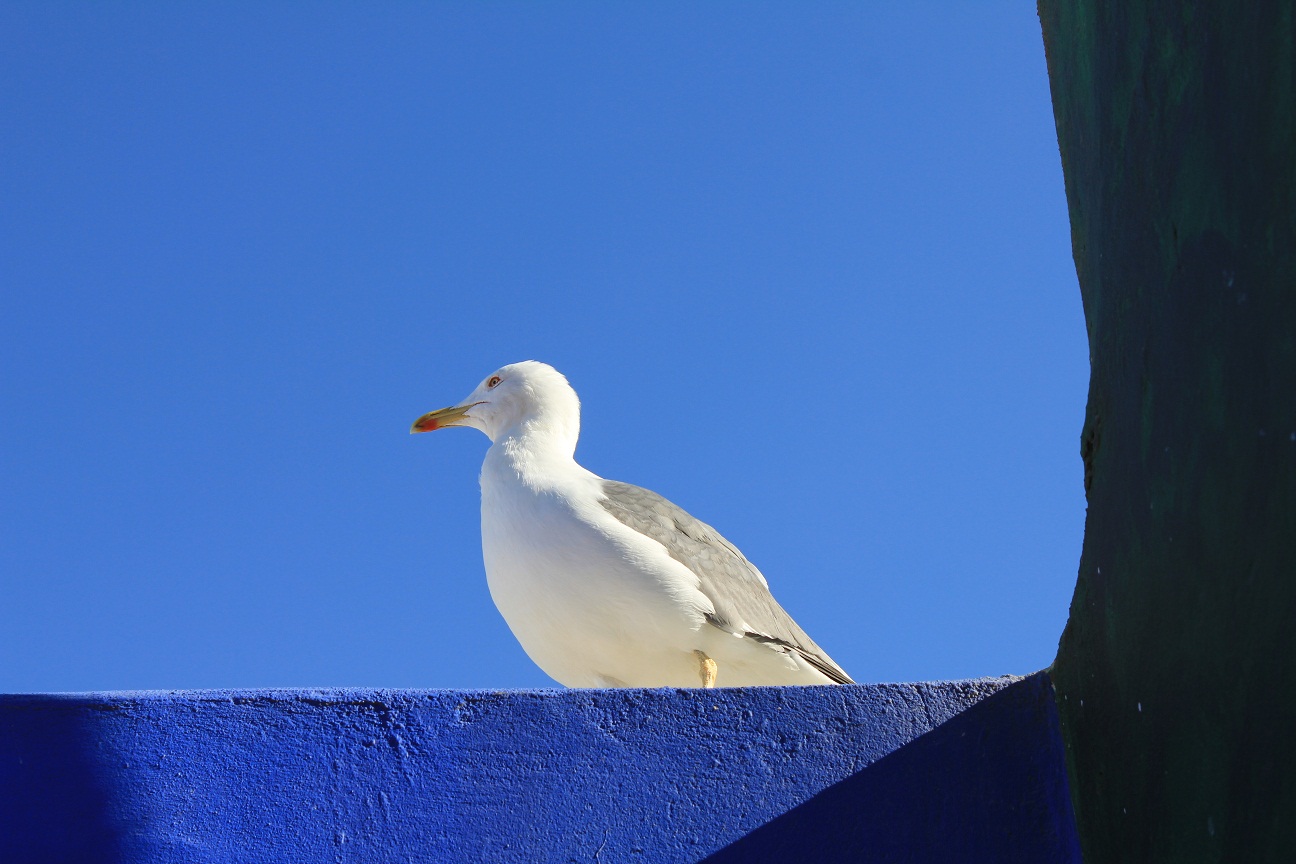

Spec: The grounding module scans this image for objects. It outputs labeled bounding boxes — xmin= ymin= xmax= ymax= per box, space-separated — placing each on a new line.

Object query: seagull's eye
xmin=486 ymin=376 xmax=502 ymax=389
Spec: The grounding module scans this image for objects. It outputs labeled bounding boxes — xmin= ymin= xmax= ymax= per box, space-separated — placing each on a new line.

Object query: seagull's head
xmin=411 ymin=360 xmax=581 ymax=449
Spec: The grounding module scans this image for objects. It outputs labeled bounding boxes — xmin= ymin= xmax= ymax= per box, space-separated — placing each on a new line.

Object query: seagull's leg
xmin=694 ymin=650 xmax=718 ymax=688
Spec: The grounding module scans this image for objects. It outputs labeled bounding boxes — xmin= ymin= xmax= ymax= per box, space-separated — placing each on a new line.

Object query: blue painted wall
xmin=0 ymin=673 xmax=1078 ymax=863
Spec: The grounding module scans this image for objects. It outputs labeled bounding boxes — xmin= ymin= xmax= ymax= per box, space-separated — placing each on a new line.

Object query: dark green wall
xmin=1039 ymin=2 xmax=1296 ymax=861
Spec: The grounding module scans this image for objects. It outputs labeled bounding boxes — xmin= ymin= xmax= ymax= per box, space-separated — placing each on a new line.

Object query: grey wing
xmin=598 ymin=480 xmax=854 ymax=684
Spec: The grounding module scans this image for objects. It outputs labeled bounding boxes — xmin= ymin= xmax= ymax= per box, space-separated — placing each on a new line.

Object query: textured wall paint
xmin=1038 ymin=1 xmax=1296 ymax=860
xmin=1 ymin=673 xmax=1078 ymax=863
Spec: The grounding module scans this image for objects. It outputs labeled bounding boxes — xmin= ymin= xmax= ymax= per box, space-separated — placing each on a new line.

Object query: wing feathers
xmin=599 ymin=480 xmax=853 ymax=685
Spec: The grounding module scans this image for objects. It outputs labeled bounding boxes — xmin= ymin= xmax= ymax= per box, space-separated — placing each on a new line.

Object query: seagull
xmin=411 ymin=361 xmax=853 ymax=688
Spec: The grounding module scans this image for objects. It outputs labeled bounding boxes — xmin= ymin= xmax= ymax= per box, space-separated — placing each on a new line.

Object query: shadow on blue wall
xmin=0 ymin=697 xmax=123 ymax=864
xmin=704 ymin=673 xmax=1081 ymax=863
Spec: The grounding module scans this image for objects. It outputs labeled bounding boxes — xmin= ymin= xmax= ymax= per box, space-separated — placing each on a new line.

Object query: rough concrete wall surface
xmin=1 ymin=673 xmax=1077 ymax=863
xmin=1039 ymin=1 xmax=1296 ymax=861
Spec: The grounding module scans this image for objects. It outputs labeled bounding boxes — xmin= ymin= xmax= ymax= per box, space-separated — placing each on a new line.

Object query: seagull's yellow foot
xmin=694 ymin=650 xmax=718 ymax=688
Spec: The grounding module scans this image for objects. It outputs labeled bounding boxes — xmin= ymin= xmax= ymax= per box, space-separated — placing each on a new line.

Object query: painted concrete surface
xmin=1 ymin=672 xmax=1078 ymax=863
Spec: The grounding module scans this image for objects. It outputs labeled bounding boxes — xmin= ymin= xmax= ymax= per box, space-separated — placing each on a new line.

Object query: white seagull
xmin=411 ymin=361 xmax=853 ymax=688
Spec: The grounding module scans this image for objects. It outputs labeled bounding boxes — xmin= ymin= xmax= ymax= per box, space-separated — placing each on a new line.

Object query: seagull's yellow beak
xmin=410 ymin=402 xmax=481 ymax=433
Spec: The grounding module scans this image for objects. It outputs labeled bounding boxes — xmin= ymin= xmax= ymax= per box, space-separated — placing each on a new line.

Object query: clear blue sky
xmin=1 ymin=4 xmax=1086 ymax=692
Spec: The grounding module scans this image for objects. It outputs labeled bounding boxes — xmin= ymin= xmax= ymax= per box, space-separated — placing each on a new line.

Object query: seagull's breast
xmin=477 ymin=448 xmax=710 ymax=686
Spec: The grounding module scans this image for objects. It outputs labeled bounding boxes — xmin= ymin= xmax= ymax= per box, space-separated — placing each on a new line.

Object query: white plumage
xmin=412 ymin=361 xmax=852 ymax=688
